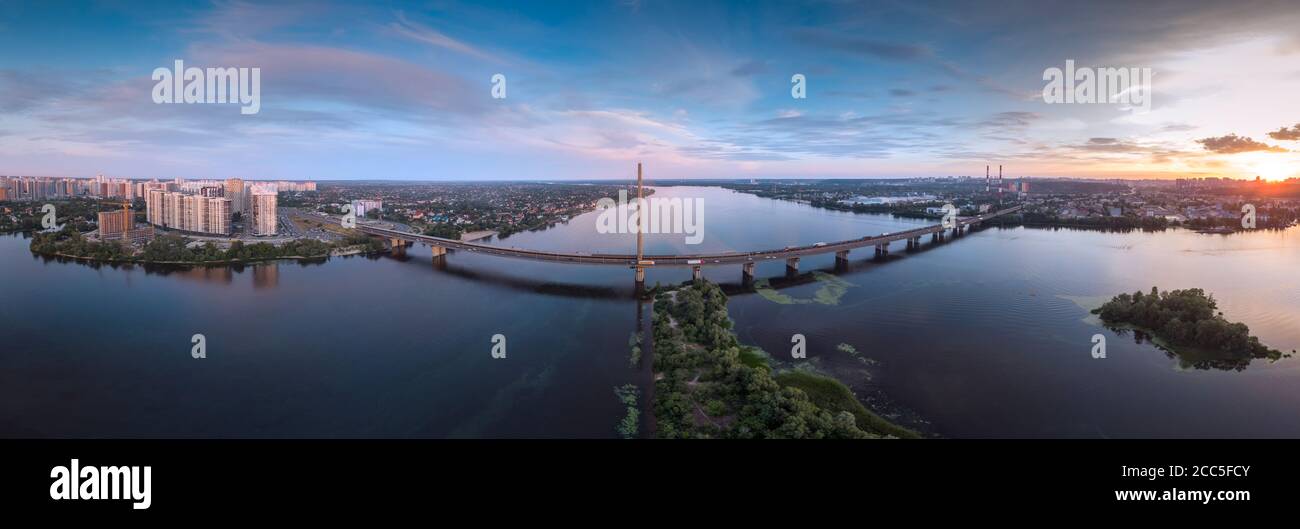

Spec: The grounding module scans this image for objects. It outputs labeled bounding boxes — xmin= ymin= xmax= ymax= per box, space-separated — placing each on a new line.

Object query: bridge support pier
xmin=742 ymin=262 xmax=755 ymax=283
xmin=875 ymin=243 xmax=889 ymax=258
xmin=692 ymin=266 xmax=703 ymax=282
xmin=835 ymin=250 xmax=850 ymax=264
xmin=430 ymin=245 xmax=446 ymax=258
xmin=635 ymin=267 xmax=645 ymax=284
xmin=786 ymin=257 xmax=800 ymax=275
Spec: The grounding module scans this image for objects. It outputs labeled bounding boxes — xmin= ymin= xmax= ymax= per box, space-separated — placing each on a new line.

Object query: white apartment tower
xmin=251 ymin=185 xmax=278 ymax=236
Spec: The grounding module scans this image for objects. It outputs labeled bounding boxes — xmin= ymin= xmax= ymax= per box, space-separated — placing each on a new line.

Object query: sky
xmin=1 ymin=0 xmax=1299 ymax=181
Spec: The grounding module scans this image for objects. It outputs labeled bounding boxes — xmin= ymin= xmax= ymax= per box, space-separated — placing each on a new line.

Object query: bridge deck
xmin=356 ymin=205 xmax=1023 ymax=267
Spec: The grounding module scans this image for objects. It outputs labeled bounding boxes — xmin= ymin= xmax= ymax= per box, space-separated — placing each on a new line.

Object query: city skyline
xmin=2 ymin=0 xmax=1299 ymax=182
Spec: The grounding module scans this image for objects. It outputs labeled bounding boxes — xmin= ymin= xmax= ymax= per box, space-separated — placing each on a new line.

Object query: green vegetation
xmin=753 ymin=271 xmax=855 ymax=306
xmin=614 ymin=384 xmax=640 ymax=439
xmin=773 ymin=370 xmax=918 ymax=439
xmin=1013 ymin=211 xmax=1169 ymax=232
xmin=424 ymin=223 xmax=464 ymax=239
xmin=30 ymin=226 xmax=386 ymax=264
xmin=652 ymin=279 xmax=904 ymax=439
xmin=627 ymin=332 xmax=643 ymax=367
xmin=1092 ymin=287 xmax=1290 ymax=370
xmin=836 ymin=342 xmax=876 ymax=367
xmin=1 ymin=198 xmax=111 ymax=234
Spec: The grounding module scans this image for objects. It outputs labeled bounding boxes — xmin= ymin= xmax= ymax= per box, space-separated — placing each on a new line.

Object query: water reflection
xmin=1113 ymin=327 xmax=1291 ymax=372
xmin=253 ymin=263 xmax=279 ymax=289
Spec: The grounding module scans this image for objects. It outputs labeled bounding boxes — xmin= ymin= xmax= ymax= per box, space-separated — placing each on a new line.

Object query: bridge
xmin=349 ymin=203 xmax=1024 ymax=283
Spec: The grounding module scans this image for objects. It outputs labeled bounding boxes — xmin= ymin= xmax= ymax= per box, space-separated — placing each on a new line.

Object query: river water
xmin=2 ymin=186 xmax=1298 ymax=438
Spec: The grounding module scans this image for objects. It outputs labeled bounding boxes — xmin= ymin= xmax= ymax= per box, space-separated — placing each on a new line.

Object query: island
xmin=1091 ymin=287 xmax=1290 ymax=370
xmin=650 ymin=279 xmax=918 ymax=439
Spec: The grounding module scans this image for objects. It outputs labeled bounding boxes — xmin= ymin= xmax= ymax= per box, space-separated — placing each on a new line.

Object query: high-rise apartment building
xmin=145 ymin=189 xmax=232 ymax=236
xmin=98 ymin=209 xmax=131 ymax=237
xmin=350 ymin=199 xmax=383 ymax=218
xmin=251 ymin=185 xmax=278 ymax=236
xmin=224 ymin=178 xmax=246 ymax=214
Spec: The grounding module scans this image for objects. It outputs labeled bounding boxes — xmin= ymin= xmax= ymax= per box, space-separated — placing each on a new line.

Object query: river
xmin=2 ymin=185 xmax=1298 ymax=438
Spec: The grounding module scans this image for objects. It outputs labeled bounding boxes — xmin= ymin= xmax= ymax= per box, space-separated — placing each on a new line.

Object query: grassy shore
xmin=774 ymin=370 xmax=919 ymax=439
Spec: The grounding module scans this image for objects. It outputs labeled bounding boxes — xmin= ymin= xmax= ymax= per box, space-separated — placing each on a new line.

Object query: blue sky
xmin=2 ymin=0 xmax=1299 ymax=181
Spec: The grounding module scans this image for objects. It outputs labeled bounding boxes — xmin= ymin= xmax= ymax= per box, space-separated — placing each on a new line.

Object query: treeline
xmin=1092 ymin=287 xmax=1287 ymax=369
xmin=1012 ymin=212 xmax=1170 ymax=232
xmin=807 ymin=198 xmax=949 ymax=220
xmin=0 ymin=198 xmax=105 ymax=234
xmin=423 ymin=223 xmax=463 ymax=239
xmin=652 ymin=280 xmax=890 ymax=439
xmin=29 ymin=227 xmax=133 ymax=260
xmin=30 ymin=227 xmax=385 ymax=264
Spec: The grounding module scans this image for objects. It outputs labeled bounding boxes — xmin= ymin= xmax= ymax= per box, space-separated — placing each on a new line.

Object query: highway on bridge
xmin=347 ymin=205 xmax=1024 ymax=269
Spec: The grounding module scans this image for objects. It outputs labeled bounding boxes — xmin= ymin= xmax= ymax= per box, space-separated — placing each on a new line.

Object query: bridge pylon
xmin=634 ymin=162 xmax=646 ymax=286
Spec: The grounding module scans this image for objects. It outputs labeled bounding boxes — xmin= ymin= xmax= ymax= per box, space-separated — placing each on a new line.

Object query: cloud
xmin=889 ymin=88 xmax=916 ymax=97
xmin=388 ymin=12 xmax=503 ymax=63
xmin=190 ymin=0 xmax=336 ymax=40
xmin=198 ymin=42 xmax=488 ymax=118
xmin=791 ymin=28 xmax=933 ymax=61
xmin=1197 ymin=134 xmax=1288 ymax=153
xmin=1078 ymin=137 xmax=1134 ymax=152
xmin=977 ymin=111 xmax=1042 ymax=129
xmin=1266 ymin=123 xmax=1300 ymax=141
xmin=825 ymin=89 xmax=874 ymax=99
xmin=729 ymin=60 xmax=769 ymax=77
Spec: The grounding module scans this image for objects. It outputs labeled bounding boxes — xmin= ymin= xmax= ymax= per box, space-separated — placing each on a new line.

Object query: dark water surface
xmin=2 ymin=186 xmax=1298 ymax=438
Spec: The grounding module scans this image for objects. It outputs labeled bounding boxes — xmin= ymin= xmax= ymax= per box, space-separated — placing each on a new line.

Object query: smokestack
xmin=999 ymin=165 xmax=1003 ymax=181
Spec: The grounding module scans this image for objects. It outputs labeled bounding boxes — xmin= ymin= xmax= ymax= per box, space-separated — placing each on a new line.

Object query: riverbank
xmin=29 ymin=226 xmax=387 ymax=266
xmin=32 ymin=245 xmax=386 ymax=266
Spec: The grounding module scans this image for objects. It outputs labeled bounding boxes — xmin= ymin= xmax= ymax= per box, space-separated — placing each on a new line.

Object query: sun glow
xmin=1237 ymin=152 xmax=1299 ymax=182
